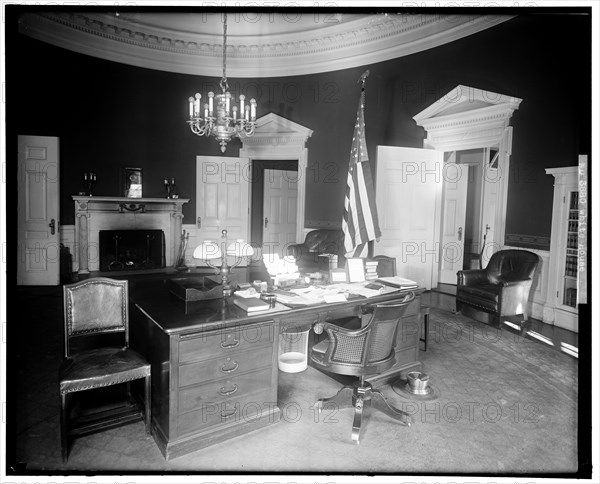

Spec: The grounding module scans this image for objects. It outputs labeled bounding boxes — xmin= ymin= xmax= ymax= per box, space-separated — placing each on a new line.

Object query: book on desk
xmin=375 ymin=276 xmax=419 ymax=289
xmin=233 ymin=296 xmax=271 ymax=313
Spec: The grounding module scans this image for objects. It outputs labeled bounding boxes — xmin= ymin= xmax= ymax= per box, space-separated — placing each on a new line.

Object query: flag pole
xmin=357 ymin=69 xmax=376 ymax=257
xmin=357 ymin=69 xmax=370 ymax=88
xmin=342 ymin=68 xmax=381 ymax=259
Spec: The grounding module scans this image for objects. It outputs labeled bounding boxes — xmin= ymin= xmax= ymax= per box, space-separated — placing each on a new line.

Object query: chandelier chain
xmin=221 ymin=13 xmax=228 ymax=92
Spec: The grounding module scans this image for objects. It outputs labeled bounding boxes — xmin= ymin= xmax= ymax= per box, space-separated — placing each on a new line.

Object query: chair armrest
xmin=457 ymin=269 xmax=490 ymax=286
xmin=360 ymin=304 xmax=375 ymax=315
xmin=287 ymin=243 xmax=308 ymax=259
xmin=314 ymin=321 xmax=368 ymax=337
xmin=499 ymin=278 xmax=532 ymax=287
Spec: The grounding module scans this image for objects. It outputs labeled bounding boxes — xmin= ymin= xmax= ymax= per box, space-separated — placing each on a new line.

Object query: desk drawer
xmin=179 ymin=367 xmax=272 ymax=414
xmin=179 ymin=346 xmax=273 ymax=387
xmin=179 ymin=321 xmax=276 ymax=364
xmin=177 ymin=388 xmax=275 ymax=436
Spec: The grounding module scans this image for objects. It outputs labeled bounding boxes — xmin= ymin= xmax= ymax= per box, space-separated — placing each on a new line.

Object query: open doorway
xmin=250 ymin=160 xmax=299 ymax=259
xmin=239 ymin=112 xmax=313 ymax=262
xmin=438 ymin=147 xmax=500 ymax=285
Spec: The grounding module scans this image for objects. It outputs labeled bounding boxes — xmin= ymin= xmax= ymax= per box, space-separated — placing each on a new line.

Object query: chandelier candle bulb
xmin=189 ymin=97 xmax=194 ymax=118
xmin=208 ymin=92 xmax=214 ymax=115
xmin=194 ymin=93 xmax=201 ymax=116
xmin=250 ymin=99 xmax=256 ymax=120
xmin=240 ymin=94 xmax=245 ymax=114
xmin=232 ymin=106 xmax=238 ymax=121
xmin=225 ymin=92 xmax=231 ymax=114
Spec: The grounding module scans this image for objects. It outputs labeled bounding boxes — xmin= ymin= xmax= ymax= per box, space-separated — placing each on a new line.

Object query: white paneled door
xmin=375 ymin=146 xmax=443 ymax=290
xmin=196 ymin=156 xmax=250 ymax=264
xmin=480 ymin=156 xmax=500 ymax=268
xmin=262 ymin=169 xmax=298 ymax=258
xmin=438 ymin=152 xmax=469 ymax=284
xmin=17 ymin=135 xmax=60 ymax=285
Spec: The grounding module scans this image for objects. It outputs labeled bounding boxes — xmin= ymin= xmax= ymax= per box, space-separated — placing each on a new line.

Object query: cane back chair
xmin=310 ymin=292 xmax=415 ymax=444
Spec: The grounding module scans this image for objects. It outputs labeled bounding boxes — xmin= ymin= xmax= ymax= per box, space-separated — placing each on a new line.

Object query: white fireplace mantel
xmin=73 ymin=196 xmax=189 ymax=274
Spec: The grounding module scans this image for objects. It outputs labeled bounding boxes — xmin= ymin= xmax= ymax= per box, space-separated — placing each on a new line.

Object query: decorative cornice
xmin=19 ymin=12 xmax=515 ymax=77
xmin=241 ymin=113 xmax=313 ymax=148
xmin=243 ymin=136 xmax=310 ymax=147
xmin=414 ymin=85 xmax=522 ymax=150
xmin=418 ymin=107 xmax=517 ymax=132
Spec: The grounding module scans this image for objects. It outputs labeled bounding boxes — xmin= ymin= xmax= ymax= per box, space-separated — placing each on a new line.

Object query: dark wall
xmin=9 ymin=12 xmax=590 ymax=244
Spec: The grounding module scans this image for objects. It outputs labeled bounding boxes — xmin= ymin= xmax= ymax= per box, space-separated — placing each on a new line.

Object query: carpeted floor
xmin=8 ymin=287 xmax=581 ymax=476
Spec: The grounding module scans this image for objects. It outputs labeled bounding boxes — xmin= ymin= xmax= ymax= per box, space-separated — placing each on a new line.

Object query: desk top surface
xmin=130 ymin=277 xmax=421 ymax=336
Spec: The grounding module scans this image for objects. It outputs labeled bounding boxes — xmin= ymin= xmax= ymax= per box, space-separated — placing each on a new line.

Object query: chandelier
xmin=187 ymin=13 xmax=257 ymax=153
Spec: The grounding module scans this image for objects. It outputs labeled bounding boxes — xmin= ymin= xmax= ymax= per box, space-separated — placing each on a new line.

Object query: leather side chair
xmin=456 ymin=249 xmax=540 ymax=327
xmin=59 ymin=277 xmax=151 ymax=461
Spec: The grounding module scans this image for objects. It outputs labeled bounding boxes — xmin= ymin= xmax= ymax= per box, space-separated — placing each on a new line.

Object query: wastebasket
xmin=278 ymin=325 xmax=310 ymax=373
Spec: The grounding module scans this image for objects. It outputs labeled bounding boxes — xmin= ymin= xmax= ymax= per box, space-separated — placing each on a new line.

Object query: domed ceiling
xmin=18 ymin=10 xmax=514 ymax=77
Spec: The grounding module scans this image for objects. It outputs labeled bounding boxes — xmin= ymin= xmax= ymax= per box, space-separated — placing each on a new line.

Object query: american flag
xmin=342 ymin=87 xmax=381 ymax=258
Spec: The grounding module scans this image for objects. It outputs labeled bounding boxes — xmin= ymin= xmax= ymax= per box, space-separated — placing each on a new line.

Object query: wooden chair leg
xmin=144 ymin=375 xmax=151 ymax=434
xmin=420 ymin=306 xmax=430 ymax=352
xmin=351 ymin=394 xmax=365 ymax=445
xmin=315 ymin=385 xmax=354 ymax=413
xmin=370 ymin=389 xmax=412 ymax=426
xmin=60 ymin=393 xmax=68 ymax=462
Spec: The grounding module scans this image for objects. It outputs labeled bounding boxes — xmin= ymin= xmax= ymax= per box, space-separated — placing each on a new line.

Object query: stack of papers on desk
xmin=375 ymin=276 xmax=418 ymax=289
xmin=272 ymin=286 xmax=346 ymax=306
xmin=273 ymin=283 xmax=391 ymax=307
xmin=235 ymin=288 xmax=261 ymax=298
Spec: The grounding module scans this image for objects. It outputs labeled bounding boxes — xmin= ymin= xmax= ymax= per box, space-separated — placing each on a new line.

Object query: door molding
xmin=413 ymin=85 xmax=522 ymax=270
xmin=240 ymin=113 xmax=313 ymax=244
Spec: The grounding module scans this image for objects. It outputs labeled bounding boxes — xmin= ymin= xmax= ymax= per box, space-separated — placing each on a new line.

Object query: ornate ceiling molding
xmin=18 ymin=11 xmax=514 ymax=77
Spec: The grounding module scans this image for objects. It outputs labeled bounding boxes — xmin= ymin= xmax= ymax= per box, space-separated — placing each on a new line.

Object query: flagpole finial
xmin=357 ymin=70 xmax=370 ymax=88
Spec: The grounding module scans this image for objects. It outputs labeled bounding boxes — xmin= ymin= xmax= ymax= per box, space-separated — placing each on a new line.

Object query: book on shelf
xmin=375 ymin=276 xmax=418 ymax=289
xmin=233 ymin=296 xmax=270 ymax=313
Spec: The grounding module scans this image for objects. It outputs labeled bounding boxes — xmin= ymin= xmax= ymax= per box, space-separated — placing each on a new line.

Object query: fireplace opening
xmin=99 ymin=230 xmax=165 ymax=272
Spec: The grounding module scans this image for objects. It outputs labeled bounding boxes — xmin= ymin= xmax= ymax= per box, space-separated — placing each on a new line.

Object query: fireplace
xmin=99 ymin=229 xmax=165 ymax=272
xmin=72 ymin=196 xmax=189 ymax=274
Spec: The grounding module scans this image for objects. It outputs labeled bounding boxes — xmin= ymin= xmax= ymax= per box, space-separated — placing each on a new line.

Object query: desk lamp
xmin=193 ymin=229 xmax=254 ymax=297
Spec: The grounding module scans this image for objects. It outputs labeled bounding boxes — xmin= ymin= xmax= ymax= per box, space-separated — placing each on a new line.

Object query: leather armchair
xmin=287 ymin=229 xmax=345 ymax=273
xmin=456 ymin=249 xmax=540 ymax=327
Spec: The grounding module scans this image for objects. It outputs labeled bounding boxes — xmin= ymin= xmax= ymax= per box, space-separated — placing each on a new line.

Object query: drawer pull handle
xmin=221 ymin=339 xmax=240 ymax=349
xmin=221 ymin=407 xmax=237 ymax=419
xmin=219 ymin=383 xmax=238 ymax=396
xmin=221 ymin=360 xmax=239 ymax=373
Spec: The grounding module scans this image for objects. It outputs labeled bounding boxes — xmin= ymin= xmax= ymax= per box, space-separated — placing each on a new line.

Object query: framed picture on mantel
xmin=124 ymin=167 xmax=142 ymax=198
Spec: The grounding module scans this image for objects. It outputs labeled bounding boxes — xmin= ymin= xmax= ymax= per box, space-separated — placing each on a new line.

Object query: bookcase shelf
xmin=545 ymin=166 xmax=579 ymax=332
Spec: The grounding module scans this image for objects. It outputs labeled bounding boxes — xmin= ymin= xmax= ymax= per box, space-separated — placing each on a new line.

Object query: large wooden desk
xmin=129 ymin=278 xmax=423 ymax=460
